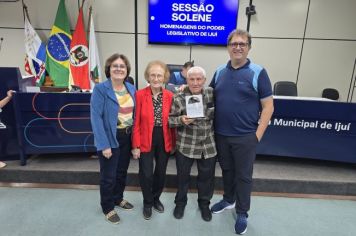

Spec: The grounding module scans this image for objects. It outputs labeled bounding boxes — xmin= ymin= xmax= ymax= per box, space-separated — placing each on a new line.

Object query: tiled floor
xmin=1 ymin=187 xmax=355 ymax=236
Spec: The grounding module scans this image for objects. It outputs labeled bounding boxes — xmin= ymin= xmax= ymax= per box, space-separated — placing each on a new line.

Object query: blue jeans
xmin=98 ymin=130 xmax=132 ymax=214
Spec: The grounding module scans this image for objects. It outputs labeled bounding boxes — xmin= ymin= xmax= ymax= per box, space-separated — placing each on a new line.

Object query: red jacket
xmin=132 ymin=86 xmax=175 ymax=153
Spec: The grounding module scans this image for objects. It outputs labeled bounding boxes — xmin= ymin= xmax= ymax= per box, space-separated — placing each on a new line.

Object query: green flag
xmin=46 ymin=0 xmax=72 ymax=87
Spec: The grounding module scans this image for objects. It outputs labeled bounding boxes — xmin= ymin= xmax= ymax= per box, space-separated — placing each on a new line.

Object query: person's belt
xmin=117 ymin=126 xmax=132 ymax=134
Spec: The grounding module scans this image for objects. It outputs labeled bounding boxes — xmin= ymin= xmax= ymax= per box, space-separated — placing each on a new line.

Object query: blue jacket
xmin=90 ymin=79 xmax=136 ymax=151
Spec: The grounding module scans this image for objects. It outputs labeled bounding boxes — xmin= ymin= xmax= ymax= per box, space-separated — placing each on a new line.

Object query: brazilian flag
xmin=46 ymin=0 xmax=72 ymax=87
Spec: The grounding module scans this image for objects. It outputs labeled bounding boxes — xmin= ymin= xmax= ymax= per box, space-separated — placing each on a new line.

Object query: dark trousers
xmin=98 ymin=130 xmax=132 ymax=214
xmin=115 ymin=130 xmax=132 ymax=202
xmin=215 ymin=133 xmax=258 ymax=214
xmin=139 ymin=127 xmax=169 ymax=207
xmin=174 ymin=151 xmax=216 ymax=208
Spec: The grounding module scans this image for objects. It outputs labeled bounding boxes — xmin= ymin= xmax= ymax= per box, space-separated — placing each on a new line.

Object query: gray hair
xmin=187 ymin=66 xmax=206 ymax=79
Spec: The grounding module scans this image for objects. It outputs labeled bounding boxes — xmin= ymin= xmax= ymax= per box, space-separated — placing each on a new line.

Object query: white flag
xmin=89 ymin=13 xmax=103 ymax=89
xmin=24 ymin=13 xmax=46 ymax=85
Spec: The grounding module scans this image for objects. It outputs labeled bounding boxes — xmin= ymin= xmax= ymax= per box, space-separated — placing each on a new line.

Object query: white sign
xmin=185 ymin=94 xmax=204 ymax=118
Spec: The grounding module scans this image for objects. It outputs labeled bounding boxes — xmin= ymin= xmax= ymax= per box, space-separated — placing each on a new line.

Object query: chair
xmin=322 ymin=88 xmax=339 ymax=100
xmin=273 ymin=81 xmax=298 ymax=96
xmin=167 ymin=64 xmax=183 ymax=74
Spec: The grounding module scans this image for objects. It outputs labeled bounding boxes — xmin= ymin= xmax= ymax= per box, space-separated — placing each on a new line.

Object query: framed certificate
xmin=185 ymin=94 xmax=204 ymax=118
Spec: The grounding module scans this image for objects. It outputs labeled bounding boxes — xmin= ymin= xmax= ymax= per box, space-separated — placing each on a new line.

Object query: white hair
xmin=187 ymin=66 xmax=206 ymax=78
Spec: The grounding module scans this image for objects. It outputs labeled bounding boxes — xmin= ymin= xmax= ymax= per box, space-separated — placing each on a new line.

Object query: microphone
xmin=0 ymin=37 xmax=3 ymax=53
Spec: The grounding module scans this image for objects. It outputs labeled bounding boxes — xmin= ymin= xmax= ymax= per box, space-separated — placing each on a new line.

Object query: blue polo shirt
xmin=209 ymin=59 xmax=272 ymax=136
xmin=168 ymin=72 xmax=187 ymax=85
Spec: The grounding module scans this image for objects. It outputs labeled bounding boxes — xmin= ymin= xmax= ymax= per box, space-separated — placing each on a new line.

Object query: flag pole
xmin=88 ymin=5 xmax=92 ymax=25
xmin=21 ymin=0 xmax=30 ymax=23
xmin=88 ymin=5 xmax=92 ymax=40
xmin=88 ymin=5 xmax=93 ymax=83
xmin=21 ymin=0 xmax=25 ymax=22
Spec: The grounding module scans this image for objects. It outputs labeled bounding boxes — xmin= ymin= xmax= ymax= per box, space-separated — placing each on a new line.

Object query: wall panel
xmin=249 ymin=38 xmax=303 ymax=85
xmin=89 ymin=0 xmax=135 ymax=33
xmin=248 ymin=0 xmax=309 ymax=38
xmin=306 ymin=0 xmax=356 ymax=39
xmin=298 ymin=40 xmax=356 ymax=99
xmin=0 ymin=1 xmax=23 ymax=28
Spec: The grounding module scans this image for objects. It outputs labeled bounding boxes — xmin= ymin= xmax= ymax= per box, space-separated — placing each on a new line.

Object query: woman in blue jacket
xmin=90 ymin=53 xmax=136 ymax=224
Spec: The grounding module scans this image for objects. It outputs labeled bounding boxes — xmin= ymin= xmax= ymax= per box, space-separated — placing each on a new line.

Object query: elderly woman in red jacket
xmin=132 ymin=60 xmax=174 ymax=220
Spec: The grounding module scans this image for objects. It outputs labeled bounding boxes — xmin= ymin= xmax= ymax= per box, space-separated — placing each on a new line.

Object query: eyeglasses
xmin=228 ymin=42 xmax=249 ymax=49
xmin=111 ymin=64 xmax=127 ymax=70
xmin=149 ymin=73 xmax=164 ymax=79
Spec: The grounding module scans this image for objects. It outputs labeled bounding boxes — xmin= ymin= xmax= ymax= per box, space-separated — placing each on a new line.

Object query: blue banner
xmin=149 ymin=0 xmax=239 ymax=46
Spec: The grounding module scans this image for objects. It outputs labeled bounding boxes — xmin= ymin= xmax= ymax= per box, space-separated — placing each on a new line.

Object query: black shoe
xmin=173 ymin=205 xmax=185 ymax=219
xmin=116 ymin=199 xmax=134 ymax=210
xmin=200 ymin=207 xmax=212 ymax=222
xmin=153 ymin=199 xmax=164 ymax=213
xmin=105 ymin=210 xmax=120 ymax=224
xmin=143 ymin=206 xmax=152 ymax=220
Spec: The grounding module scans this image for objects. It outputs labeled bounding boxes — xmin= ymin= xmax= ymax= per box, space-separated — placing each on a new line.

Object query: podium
xmin=0 ymin=67 xmax=94 ymax=165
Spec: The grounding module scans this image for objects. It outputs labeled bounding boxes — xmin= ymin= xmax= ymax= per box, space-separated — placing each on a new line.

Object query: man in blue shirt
xmin=210 ymin=29 xmax=274 ymax=235
xmin=168 ymin=61 xmax=194 ymax=86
